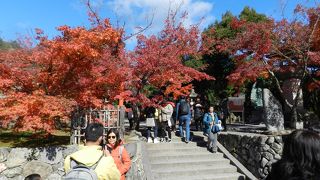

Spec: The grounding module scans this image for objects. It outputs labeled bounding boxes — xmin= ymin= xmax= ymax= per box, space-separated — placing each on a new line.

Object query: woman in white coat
xmin=160 ymin=100 xmax=174 ymax=142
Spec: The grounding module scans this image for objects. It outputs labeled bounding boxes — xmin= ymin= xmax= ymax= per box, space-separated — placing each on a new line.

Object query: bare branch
xmin=123 ymin=14 xmax=154 ymax=41
xmin=280 ymin=0 xmax=289 ymax=19
xmin=262 ymin=58 xmax=293 ymax=108
xmin=86 ymin=0 xmax=101 ymax=26
xmin=271 ymin=44 xmax=295 ymax=62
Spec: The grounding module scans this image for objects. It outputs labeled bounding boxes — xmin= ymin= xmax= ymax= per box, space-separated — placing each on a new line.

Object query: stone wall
xmin=0 ymin=142 xmax=145 ymax=180
xmin=218 ymin=132 xmax=283 ymax=179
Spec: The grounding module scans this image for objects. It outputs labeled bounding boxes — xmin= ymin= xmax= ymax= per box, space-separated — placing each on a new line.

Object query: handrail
xmin=217 ymin=141 xmax=258 ymax=180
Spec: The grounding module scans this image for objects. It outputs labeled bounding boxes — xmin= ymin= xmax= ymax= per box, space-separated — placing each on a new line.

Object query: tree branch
xmin=262 ymin=58 xmax=293 ymax=108
xmin=123 ymin=15 xmax=154 ymax=41
xmin=86 ymin=0 xmax=101 ymax=26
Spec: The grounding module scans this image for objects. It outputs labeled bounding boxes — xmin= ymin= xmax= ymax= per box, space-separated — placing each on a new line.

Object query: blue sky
xmin=0 ymin=0 xmax=318 ymax=50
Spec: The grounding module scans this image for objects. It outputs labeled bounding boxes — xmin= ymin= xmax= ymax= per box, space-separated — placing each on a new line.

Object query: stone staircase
xmin=145 ymin=133 xmax=245 ymax=180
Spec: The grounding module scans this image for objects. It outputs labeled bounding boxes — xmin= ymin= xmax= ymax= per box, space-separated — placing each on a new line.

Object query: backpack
xmin=63 ymin=154 xmax=103 ymax=180
xmin=179 ymin=101 xmax=189 ymax=115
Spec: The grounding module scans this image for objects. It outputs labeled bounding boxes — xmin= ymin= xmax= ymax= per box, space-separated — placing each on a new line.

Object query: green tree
xmin=193 ymin=7 xmax=268 ymax=106
xmin=0 ymin=38 xmax=20 ymax=50
xmin=239 ymin=6 xmax=269 ymax=23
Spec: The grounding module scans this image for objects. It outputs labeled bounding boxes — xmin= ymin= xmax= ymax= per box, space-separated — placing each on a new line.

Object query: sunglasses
xmin=108 ymin=136 xmax=116 ymax=139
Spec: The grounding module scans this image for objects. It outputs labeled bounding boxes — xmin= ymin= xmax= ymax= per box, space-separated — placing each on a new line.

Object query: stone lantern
xmin=189 ymin=88 xmax=198 ymax=106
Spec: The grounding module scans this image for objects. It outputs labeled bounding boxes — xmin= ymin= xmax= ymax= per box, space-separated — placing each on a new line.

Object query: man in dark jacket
xmin=176 ymin=96 xmax=191 ymax=143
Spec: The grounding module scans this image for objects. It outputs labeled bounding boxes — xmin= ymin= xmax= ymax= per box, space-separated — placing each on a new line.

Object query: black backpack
xmin=179 ymin=101 xmax=189 ymax=115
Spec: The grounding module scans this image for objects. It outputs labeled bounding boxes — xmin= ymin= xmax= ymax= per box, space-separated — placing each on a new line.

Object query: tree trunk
xmin=280 ymin=78 xmax=304 ymax=129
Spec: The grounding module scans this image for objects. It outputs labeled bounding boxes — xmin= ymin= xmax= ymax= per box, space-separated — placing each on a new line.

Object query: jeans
xmin=179 ymin=115 xmax=191 ymax=142
xmin=159 ymin=121 xmax=172 ymax=139
xmin=147 ymin=125 xmax=158 ymax=139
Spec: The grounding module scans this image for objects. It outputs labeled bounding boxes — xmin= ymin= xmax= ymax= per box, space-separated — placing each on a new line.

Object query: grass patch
xmin=0 ymin=129 xmax=71 ymax=148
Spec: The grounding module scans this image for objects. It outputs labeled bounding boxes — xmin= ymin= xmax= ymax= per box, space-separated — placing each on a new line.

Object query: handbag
xmin=211 ymin=120 xmax=223 ymax=133
xmin=146 ymin=118 xmax=155 ymax=127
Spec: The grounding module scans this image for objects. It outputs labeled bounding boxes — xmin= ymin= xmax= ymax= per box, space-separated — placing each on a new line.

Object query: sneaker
xmin=211 ymin=147 xmax=217 ymax=153
xmin=147 ymin=137 xmax=152 ymax=143
xmin=154 ymin=138 xmax=160 ymax=144
xmin=167 ymin=138 xmax=172 ymax=143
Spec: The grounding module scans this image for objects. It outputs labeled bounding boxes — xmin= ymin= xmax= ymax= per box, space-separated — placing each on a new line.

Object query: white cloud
xmin=106 ymin=0 xmax=215 ymax=44
xmin=16 ymin=22 xmax=31 ymax=29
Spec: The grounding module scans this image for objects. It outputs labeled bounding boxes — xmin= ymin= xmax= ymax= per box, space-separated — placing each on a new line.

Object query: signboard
xmin=227 ymin=96 xmax=245 ymax=123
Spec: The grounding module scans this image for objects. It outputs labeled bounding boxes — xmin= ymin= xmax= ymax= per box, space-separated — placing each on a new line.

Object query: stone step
xmin=152 ymin=164 xmax=238 ymax=176
xmin=149 ymin=153 xmax=224 ymax=163
xmin=151 ymin=158 xmax=231 ymax=170
xmin=146 ymin=142 xmax=206 ymax=149
xmin=171 ymin=133 xmax=205 ymax=138
xmin=154 ymin=172 xmax=245 ymax=180
xmin=148 ymin=148 xmax=209 ymax=156
xmin=146 ymin=132 xmax=246 ymax=180
xmin=148 ymin=147 xmax=219 ymax=156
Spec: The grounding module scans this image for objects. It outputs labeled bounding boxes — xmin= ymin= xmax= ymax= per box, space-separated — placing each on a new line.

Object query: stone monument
xmin=262 ymin=89 xmax=284 ymax=132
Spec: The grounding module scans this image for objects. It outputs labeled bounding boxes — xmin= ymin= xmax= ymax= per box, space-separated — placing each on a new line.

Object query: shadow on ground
xmin=0 ymin=130 xmax=70 ymax=148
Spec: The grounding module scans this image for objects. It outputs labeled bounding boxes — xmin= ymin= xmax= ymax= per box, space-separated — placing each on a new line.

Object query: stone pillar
xmin=262 ymin=89 xmax=284 ymax=132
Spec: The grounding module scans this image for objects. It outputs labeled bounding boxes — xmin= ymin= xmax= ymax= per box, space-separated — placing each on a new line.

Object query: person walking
xmin=194 ymin=97 xmax=203 ymax=131
xmin=160 ymin=100 xmax=174 ymax=142
xmin=145 ymin=106 xmax=159 ymax=143
xmin=176 ymin=96 xmax=191 ymax=143
xmin=203 ymin=106 xmax=221 ymax=153
xmin=105 ymin=129 xmax=131 ymax=180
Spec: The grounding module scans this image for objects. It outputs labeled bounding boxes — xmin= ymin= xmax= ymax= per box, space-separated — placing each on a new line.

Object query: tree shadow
xmin=0 ymin=130 xmax=70 ymax=148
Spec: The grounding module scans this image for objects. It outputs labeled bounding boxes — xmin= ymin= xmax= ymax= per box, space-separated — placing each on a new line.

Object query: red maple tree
xmin=205 ymin=5 xmax=320 ymax=125
xmin=0 ymin=6 xmax=214 ymax=133
xmin=124 ymin=12 xmax=213 ymax=107
xmin=0 ymin=13 xmax=127 ymax=132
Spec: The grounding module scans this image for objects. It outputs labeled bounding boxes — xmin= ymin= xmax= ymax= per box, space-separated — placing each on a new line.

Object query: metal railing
xmin=71 ymin=106 xmax=125 ymax=145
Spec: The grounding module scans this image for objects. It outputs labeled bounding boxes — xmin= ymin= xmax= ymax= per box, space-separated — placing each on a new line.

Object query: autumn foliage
xmin=204 ymin=5 xmax=320 ymax=122
xmin=207 ymin=6 xmax=320 ymax=89
xmin=0 ymin=15 xmax=128 ymax=132
xmin=124 ymin=12 xmax=213 ymax=107
xmin=0 ymin=7 xmax=212 ymax=132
